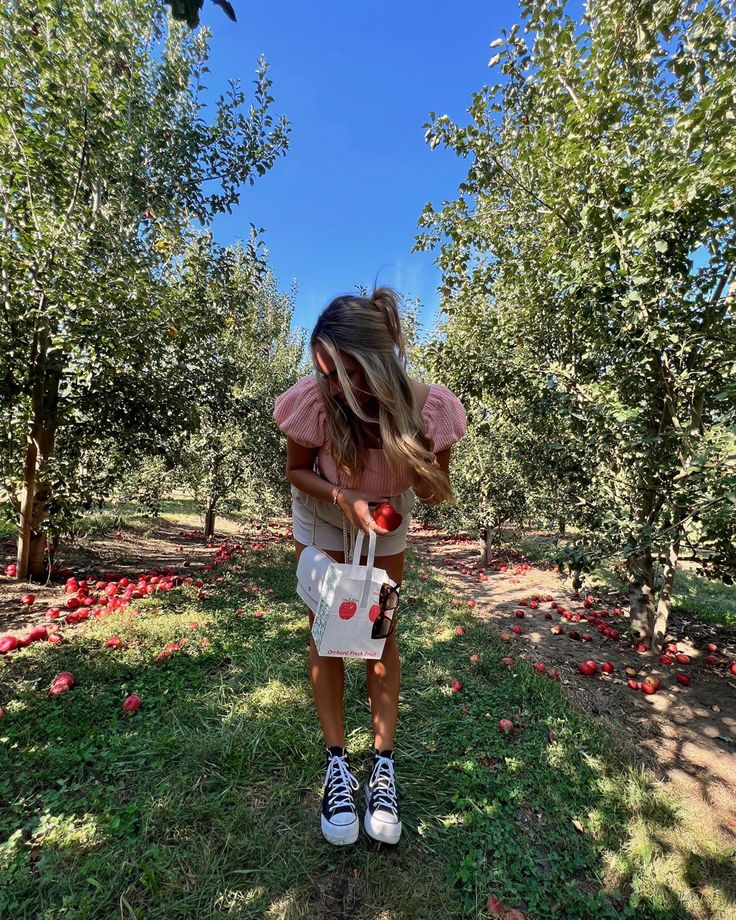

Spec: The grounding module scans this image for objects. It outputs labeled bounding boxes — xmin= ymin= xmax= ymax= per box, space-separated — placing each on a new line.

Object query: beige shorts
xmin=291 ymin=484 xmax=416 ymax=556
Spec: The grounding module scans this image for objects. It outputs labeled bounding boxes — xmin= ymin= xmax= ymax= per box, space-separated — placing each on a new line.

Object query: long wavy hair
xmin=310 ymin=286 xmax=455 ymax=503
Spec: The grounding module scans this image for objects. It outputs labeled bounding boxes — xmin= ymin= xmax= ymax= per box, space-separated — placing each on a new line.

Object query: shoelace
xmin=325 ymin=754 xmax=360 ymax=816
xmin=368 ymin=755 xmax=398 ymax=817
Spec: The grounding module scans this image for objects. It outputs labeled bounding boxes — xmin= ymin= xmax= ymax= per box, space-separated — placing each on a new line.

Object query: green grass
xmin=1 ymin=539 xmax=735 ymax=919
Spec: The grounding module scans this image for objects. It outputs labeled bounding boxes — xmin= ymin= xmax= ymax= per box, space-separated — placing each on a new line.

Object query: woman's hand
xmin=337 ymin=489 xmax=391 ymax=536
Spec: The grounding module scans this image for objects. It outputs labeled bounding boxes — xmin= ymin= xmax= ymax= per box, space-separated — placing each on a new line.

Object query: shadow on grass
xmin=1 ymin=542 xmax=734 ymax=919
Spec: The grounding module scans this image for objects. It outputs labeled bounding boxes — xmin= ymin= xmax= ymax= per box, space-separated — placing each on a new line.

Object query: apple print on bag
xmin=339 ymin=598 xmax=358 ymax=620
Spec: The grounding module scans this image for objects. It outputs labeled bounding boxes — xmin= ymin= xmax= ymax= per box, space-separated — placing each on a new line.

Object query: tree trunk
xmin=203 ymin=499 xmax=217 ymax=540
xmin=558 ymin=519 xmax=566 ymax=536
xmin=17 ymin=327 xmax=61 ymax=581
xmin=627 ymin=548 xmax=656 ymax=641
xmin=481 ymin=525 xmax=494 ymax=565
xmin=652 ymin=534 xmax=680 ymax=652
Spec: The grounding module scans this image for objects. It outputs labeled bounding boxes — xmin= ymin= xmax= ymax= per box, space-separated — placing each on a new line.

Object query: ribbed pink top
xmin=274 ymin=375 xmax=467 ymax=498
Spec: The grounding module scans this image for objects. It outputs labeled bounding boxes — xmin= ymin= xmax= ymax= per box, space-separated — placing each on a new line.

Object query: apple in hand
xmin=372 ymin=501 xmax=402 ymax=532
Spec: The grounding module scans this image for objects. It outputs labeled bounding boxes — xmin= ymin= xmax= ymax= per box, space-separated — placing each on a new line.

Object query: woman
xmin=273 ymin=286 xmax=466 ymax=846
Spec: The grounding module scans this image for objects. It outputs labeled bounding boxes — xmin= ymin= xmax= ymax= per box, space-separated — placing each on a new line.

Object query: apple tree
xmin=417 ymin=0 xmax=736 ymax=648
xmin=170 ymin=232 xmax=307 ymax=536
xmin=0 ymin=0 xmax=290 ymax=578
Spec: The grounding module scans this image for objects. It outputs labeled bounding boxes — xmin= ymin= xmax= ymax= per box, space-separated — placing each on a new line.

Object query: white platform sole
xmin=321 ymin=813 xmax=359 ymax=845
xmin=363 ymin=789 xmax=402 ymax=844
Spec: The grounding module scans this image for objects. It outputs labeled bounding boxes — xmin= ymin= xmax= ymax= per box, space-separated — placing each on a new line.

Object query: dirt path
xmin=410 ymin=524 xmax=736 ymax=848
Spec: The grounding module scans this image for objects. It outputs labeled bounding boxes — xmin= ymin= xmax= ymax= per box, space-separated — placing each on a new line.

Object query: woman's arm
xmin=412 ymin=447 xmax=452 ymax=506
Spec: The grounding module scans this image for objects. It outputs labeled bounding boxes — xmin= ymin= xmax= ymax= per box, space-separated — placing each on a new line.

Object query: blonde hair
xmin=310 ymin=286 xmax=455 ymax=503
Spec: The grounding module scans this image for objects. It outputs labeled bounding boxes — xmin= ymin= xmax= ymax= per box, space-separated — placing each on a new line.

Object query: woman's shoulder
xmin=277 ymin=374 xmax=321 ymax=401
xmin=274 ymin=375 xmax=326 ymax=448
xmin=417 ymin=381 xmax=467 ymax=451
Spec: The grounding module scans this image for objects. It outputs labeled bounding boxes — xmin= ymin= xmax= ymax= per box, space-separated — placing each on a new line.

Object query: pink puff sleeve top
xmin=273 ymin=375 xmax=467 ymax=498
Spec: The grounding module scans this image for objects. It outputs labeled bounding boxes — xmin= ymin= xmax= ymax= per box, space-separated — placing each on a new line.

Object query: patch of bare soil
xmin=410 ymin=523 xmax=736 ymax=848
xmin=0 ymin=514 xmax=289 ymax=636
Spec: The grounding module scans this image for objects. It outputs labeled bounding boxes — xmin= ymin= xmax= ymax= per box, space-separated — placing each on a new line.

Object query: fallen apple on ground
xmin=676 ymin=672 xmax=691 ymax=686
xmin=641 ymin=676 xmax=660 ymax=694
xmin=451 ymin=679 xmax=463 ymax=693
xmin=498 ymin=719 xmax=514 ymax=734
xmin=123 ymin=693 xmax=142 ymax=712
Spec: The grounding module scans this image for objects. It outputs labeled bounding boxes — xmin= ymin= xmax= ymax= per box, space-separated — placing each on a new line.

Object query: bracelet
xmin=332 ymin=485 xmax=344 ymax=507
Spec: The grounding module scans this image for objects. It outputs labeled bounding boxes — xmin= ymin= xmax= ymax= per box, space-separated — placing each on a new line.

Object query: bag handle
xmin=350 ymin=528 xmax=377 ymax=612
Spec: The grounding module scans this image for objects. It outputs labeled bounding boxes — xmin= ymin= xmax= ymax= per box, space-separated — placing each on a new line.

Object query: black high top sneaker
xmin=320 ymin=746 xmax=360 ymax=845
xmin=363 ymin=748 xmax=402 ymax=844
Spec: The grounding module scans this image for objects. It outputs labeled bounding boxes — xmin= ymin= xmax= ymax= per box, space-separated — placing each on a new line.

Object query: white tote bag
xmin=296 ymin=497 xmax=399 ymax=659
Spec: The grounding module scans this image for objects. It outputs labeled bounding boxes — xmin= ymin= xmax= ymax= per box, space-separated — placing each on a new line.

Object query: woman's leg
xmin=295 ymin=540 xmax=347 ymax=749
xmin=365 ymin=550 xmax=405 ymax=751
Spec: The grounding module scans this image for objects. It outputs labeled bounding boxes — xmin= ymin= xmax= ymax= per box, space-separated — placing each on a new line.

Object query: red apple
xmin=627 ymin=679 xmax=640 ymax=691
xmin=659 ymin=654 xmax=672 ymax=665
xmin=729 ymin=662 xmax=736 ymax=676
xmin=498 ymin=719 xmax=514 ymax=734
xmin=533 ymin=662 xmax=546 ymax=674
xmin=705 ymin=654 xmax=718 ymax=668
xmin=676 ymin=672 xmax=691 ymax=686
xmin=451 ymin=679 xmax=463 ymax=693
xmin=21 ymin=593 xmax=35 ymax=606
xmin=578 ymin=660 xmax=597 ymax=677
xmin=470 ymin=654 xmax=480 ymax=664
xmin=600 ymin=661 xmax=614 ymax=674
xmin=641 ymin=676 xmax=660 ymax=694
xmin=501 ymin=656 xmax=514 ymax=667
xmin=635 ymin=641 xmax=649 ymax=653
xmin=675 ymin=653 xmax=690 ymax=665
xmin=515 ymin=610 xmax=525 ymax=619
xmin=455 ymin=626 xmax=466 ymax=636
xmin=544 ymin=612 xmax=553 ymax=620
xmin=372 ymin=502 xmax=402 ymax=532
xmin=581 ymin=633 xmax=593 ymax=642
xmin=105 ymin=636 xmax=124 ymax=649
xmin=123 ymin=693 xmax=141 ymax=712
xmin=512 ymin=624 xmax=523 ymax=635
xmin=339 ymin=600 xmax=357 ymax=620
xmin=705 ymin=643 xmax=718 ymax=653
xmin=0 ymin=636 xmax=19 ymax=654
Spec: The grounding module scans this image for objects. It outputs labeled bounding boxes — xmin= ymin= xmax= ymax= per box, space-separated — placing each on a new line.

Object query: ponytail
xmin=371 ymin=286 xmax=407 ymax=360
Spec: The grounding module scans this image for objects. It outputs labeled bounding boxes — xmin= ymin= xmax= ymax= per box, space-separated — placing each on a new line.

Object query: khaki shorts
xmin=291 ymin=484 xmax=416 ymax=556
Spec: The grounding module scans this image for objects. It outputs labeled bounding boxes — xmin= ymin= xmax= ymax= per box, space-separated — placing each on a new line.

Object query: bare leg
xmin=296 ymin=540 xmax=348 ymax=749
xmin=366 ymin=550 xmax=405 ymax=751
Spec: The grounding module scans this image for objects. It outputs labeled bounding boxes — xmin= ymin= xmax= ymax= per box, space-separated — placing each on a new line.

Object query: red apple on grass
xmin=451 ymin=679 xmax=463 ymax=693
xmin=676 ymin=672 xmax=691 ymax=686
xmin=498 ymin=719 xmax=514 ymax=734
xmin=123 ymin=693 xmax=141 ymax=712
xmin=600 ymin=661 xmax=614 ymax=674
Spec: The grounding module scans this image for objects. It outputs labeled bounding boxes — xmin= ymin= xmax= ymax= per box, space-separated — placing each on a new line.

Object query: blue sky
xmin=198 ymin=0 xmax=525 ymax=337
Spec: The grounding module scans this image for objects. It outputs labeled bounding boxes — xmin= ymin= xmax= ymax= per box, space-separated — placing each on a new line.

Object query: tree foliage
xmin=416 ymin=0 xmax=736 ymax=646
xmin=0 ymin=0 xmax=290 ymax=576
